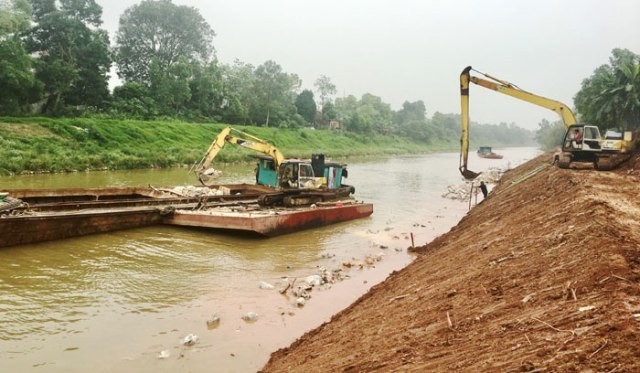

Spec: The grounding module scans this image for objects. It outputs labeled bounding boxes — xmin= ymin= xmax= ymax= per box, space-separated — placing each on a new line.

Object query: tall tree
xmin=574 ymin=48 xmax=640 ymax=130
xmin=251 ymin=60 xmax=299 ymax=127
xmin=115 ymin=0 xmax=215 ymax=84
xmin=0 ymin=39 xmax=42 ymax=114
xmin=25 ymin=0 xmax=111 ymax=115
xmin=0 ymin=0 xmax=42 ymax=114
xmin=188 ymin=60 xmax=224 ymax=119
xmin=149 ymin=57 xmax=192 ymax=116
xmin=295 ymin=89 xmax=316 ymax=124
xmin=314 ymin=75 xmax=337 ymax=105
xmin=219 ymin=60 xmax=256 ymax=124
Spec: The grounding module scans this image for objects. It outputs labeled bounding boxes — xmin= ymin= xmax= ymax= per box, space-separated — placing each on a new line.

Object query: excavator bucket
xmin=198 ymin=168 xmax=222 ymax=186
xmin=459 ymin=167 xmax=481 ymax=180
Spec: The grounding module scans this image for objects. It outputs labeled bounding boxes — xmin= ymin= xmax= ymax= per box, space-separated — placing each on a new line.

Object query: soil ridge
xmin=262 ymin=152 xmax=640 ymax=372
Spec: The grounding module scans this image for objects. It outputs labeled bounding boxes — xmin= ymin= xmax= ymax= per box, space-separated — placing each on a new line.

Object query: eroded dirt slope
xmin=262 ymin=153 xmax=640 ymax=372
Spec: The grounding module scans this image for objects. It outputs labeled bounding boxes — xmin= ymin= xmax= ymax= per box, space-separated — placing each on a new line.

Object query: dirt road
xmin=262 ymin=153 xmax=640 ymax=372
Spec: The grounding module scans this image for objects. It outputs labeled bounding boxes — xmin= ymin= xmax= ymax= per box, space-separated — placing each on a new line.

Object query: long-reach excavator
xmin=459 ymin=66 xmax=636 ymax=179
xmin=193 ymin=127 xmax=354 ymax=206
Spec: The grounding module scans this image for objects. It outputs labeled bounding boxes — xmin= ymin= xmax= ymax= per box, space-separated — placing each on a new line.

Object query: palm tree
xmin=574 ymin=48 xmax=640 ymax=130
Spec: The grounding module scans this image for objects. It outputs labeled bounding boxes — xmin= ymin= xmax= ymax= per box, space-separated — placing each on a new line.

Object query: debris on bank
xmin=441 ymin=167 xmax=504 ymax=201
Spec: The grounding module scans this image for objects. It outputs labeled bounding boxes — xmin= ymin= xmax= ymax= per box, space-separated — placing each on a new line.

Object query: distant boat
xmin=477 ymin=146 xmax=504 ymax=159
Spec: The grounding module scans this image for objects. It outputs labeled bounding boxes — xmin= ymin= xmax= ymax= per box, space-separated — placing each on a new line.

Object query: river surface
xmin=0 ymin=148 xmax=540 ymax=372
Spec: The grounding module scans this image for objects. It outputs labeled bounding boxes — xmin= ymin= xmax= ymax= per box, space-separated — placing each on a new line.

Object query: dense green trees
xmin=114 ymin=0 xmax=214 ymax=84
xmin=295 ymin=90 xmax=317 ymax=124
xmin=574 ymin=48 xmax=640 ymax=130
xmin=251 ymin=60 xmax=300 ymax=127
xmin=0 ymin=39 xmax=42 ymax=114
xmin=1 ymin=0 xmax=597 ymax=150
xmin=25 ymin=0 xmax=111 ymax=115
xmin=0 ymin=0 xmax=30 ymax=33
xmin=334 ymin=94 xmax=392 ymax=134
xmin=0 ymin=0 xmax=41 ymax=114
xmin=534 ymin=119 xmax=565 ymax=150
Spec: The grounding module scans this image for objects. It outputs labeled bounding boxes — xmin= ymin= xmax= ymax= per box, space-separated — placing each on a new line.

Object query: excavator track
xmin=596 ymin=153 xmax=632 ymax=171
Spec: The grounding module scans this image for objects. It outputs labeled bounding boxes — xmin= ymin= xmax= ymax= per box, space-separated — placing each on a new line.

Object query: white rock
xmin=242 ymin=312 xmax=259 ymax=322
xmin=295 ymin=297 xmax=306 ymax=307
xmin=259 ymin=281 xmax=275 ymax=289
xmin=206 ymin=313 xmax=221 ymax=328
xmin=158 ymin=350 xmax=170 ymax=359
xmin=305 ymin=275 xmax=322 ymax=287
xmin=181 ymin=334 xmax=199 ymax=346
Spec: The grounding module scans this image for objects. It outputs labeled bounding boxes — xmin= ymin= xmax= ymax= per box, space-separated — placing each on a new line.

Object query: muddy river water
xmin=0 ymin=148 xmax=540 ymax=372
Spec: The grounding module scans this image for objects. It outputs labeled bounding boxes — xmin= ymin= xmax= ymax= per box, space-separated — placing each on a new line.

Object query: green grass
xmin=0 ymin=117 xmax=455 ymax=175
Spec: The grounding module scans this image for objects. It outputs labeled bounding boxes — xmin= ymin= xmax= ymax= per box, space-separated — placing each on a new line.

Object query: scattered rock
xmin=305 ymin=275 xmax=322 ymax=287
xmin=259 ymin=281 xmax=275 ymax=289
xmin=158 ymin=350 xmax=170 ymax=359
xmin=181 ymin=334 xmax=199 ymax=346
xmin=242 ymin=312 xmax=259 ymax=322
xmin=206 ymin=313 xmax=221 ymax=329
xmin=295 ymin=297 xmax=306 ymax=307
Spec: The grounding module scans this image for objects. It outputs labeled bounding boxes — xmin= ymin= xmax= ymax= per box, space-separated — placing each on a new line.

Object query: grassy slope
xmin=0 ymin=117 xmax=448 ymax=175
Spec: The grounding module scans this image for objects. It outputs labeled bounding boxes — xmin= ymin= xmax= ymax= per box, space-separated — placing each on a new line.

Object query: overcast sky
xmin=97 ymin=0 xmax=639 ymax=130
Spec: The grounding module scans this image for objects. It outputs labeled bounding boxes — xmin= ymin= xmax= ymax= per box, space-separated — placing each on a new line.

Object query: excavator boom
xmin=469 ymin=71 xmax=577 ymax=127
xmin=459 ymin=66 xmax=579 ymax=179
xmin=194 ymin=127 xmax=285 ymax=185
xmin=459 ymin=67 xmax=480 ymax=179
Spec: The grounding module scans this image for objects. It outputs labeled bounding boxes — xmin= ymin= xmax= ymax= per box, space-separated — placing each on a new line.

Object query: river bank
xmin=262 ymin=152 xmax=640 ymax=372
xmin=0 ymin=117 xmax=451 ymax=176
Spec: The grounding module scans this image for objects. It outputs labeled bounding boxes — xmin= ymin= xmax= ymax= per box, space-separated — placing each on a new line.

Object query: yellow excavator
xmin=193 ymin=127 xmax=354 ymax=206
xmin=459 ymin=66 xmax=636 ymax=178
xmin=194 ymin=126 xmax=286 ymax=186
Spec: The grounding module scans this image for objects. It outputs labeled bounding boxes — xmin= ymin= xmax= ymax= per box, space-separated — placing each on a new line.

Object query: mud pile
xmin=262 ymin=152 xmax=640 ymax=372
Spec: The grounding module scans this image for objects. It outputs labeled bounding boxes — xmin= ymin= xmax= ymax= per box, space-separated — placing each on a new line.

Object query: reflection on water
xmin=0 ymin=148 xmax=540 ymax=371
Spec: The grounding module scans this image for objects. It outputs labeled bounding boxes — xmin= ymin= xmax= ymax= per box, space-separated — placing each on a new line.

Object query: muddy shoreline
xmin=262 ymin=152 xmax=640 ymax=372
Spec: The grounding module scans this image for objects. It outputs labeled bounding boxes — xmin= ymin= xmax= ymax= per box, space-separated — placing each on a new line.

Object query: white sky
xmin=97 ymin=0 xmax=640 ymax=130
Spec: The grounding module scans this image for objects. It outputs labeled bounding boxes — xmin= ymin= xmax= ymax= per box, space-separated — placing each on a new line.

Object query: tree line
xmin=536 ymin=48 xmax=640 ymax=150
xmin=1 ymin=1 xmax=636 ymax=149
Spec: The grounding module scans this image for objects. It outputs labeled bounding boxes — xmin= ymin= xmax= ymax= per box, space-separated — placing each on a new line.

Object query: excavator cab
xmin=556 ymin=124 xmax=602 ymax=168
xmin=561 ymin=125 xmax=601 ymax=152
xmin=277 ymin=160 xmax=325 ymax=189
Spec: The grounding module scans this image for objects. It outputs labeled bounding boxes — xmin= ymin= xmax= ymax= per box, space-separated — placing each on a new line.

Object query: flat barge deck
xmin=165 ymin=200 xmax=373 ymax=237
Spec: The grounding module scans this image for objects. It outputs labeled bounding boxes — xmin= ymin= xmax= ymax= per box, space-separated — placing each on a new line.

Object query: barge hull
xmin=0 ymin=208 xmax=166 ymax=248
xmin=164 ymin=202 xmax=373 ymax=237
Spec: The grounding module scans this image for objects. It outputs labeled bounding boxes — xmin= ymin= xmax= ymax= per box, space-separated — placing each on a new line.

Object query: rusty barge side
xmin=164 ymin=201 xmax=374 ymax=237
xmin=0 ymin=207 xmax=168 ymax=248
xmin=0 ymin=184 xmax=271 ymax=248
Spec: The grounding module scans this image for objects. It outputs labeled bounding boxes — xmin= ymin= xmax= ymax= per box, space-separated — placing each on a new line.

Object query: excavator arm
xmin=459 ymin=67 xmax=477 ymax=179
xmin=459 ymin=66 xmax=578 ymax=179
xmin=194 ymin=127 xmax=285 ymax=186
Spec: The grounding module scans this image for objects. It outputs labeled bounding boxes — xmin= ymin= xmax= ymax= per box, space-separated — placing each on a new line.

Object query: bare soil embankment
xmin=262 ymin=152 xmax=640 ymax=372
